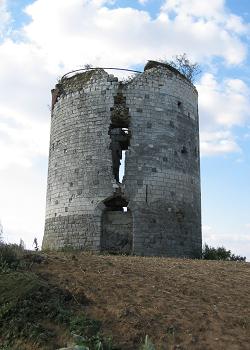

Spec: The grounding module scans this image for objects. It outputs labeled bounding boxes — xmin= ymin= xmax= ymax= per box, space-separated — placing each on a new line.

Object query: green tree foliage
xmin=202 ymin=244 xmax=246 ymax=261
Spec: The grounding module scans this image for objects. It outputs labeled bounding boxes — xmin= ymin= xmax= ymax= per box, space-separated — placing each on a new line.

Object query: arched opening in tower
xmin=109 ymin=89 xmax=130 ymax=183
xmin=100 ymin=196 xmax=133 ymax=254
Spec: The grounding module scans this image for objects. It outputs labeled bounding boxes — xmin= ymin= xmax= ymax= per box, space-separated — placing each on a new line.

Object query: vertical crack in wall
xmin=109 ymin=82 xmax=131 ymax=183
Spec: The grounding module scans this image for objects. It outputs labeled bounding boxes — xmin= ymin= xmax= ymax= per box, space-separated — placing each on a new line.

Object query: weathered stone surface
xmin=42 ymin=62 xmax=202 ymax=258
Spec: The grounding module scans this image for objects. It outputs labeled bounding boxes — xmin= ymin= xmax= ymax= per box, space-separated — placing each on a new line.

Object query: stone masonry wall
xmin=123 ymin=65 xmax=201 ymax=257
xmin=43 ymin=69 xmax=119 ymax=250
xmin=43 ymin=63 xmax=202 ymax=257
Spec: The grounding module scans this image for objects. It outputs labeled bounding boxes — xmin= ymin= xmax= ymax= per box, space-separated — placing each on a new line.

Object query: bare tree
xmin=19 ymin=238 xmax=25 ymax=250
xmin=164 ymin=53 xmax=201 ymax=83
xmin=84 ymin=64 xmax=93 ymax=70
xmin=0 ymin=221 xmax=3 ymax=243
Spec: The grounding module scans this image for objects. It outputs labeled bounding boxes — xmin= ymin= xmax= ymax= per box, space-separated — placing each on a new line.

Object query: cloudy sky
xmin=0 ymin=0 xmax=249 ymax=258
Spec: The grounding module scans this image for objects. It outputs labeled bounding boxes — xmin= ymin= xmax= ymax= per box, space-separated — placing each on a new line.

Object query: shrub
xmin=202 ymin=244 xmax=246 ymax=261
xmin=70 ymin=314 xmax=113 ymax=349
xmin=0 ymin=243 xmax=25 ymax=271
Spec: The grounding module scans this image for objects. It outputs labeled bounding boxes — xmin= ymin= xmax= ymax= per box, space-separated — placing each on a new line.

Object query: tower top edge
xmin=55 ymin=62 xmax=197 ymax=94
xmin=144 ymin=60 xmax=197 ymax=87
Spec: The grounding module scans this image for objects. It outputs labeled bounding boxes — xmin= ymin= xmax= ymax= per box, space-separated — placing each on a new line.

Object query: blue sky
xmin=0 ymin=0 xmax=249 ymax=258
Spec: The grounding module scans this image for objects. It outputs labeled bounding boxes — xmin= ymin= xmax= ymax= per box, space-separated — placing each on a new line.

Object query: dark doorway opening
xmin=101 ymin=197 xmax=132 ymax=254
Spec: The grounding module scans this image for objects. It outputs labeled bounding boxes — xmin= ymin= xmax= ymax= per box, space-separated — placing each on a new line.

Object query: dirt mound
xmin=1 ymin=252 xmax=250 ymax=349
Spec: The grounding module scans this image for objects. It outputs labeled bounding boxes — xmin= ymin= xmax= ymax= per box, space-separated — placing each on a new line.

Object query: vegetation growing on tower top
xmin=163 ymin=53 xmax=201 ymax=83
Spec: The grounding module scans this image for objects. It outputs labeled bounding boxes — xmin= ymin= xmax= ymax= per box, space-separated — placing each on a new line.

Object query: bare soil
xmin=32 ymin=252 xmax=250 ymax=350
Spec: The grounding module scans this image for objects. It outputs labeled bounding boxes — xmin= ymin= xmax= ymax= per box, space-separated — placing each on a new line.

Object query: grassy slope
xmin=1 ymin=252 xmax=250 ymax=349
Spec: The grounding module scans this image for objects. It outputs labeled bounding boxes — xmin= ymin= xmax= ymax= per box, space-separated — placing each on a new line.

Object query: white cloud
xmin=197 ymin=73 xmax=250 ymax=156
xmin=200 ymin=131 xmax=240 ymax=156
xmin=0 ymin=42 xmax=53 ymax=119
xmin=0 ymin=165 xmax=47 ymax=249
xmin=198 ymin=73 xmax=250 ymax=128
xmin=0 ymin=39 xmax=56 ymax=170
xmin=162 ymin=0 xmax=248 ymax=35
xmin=0 ymin=115 xmax=49 ymax=169
xmin=226 ymin=14 xmax=248 ymax=34
xmin=162 ymin=0 xmax=225 ymax=19
xmin=0 ymin=0 xmax=10 ymax=37
xmin=18 ymin=0 xmax=248 ymax=70
xmin=138 ymin=0 xmax=149 ymax=4
xmin=161 ymin=0 xmax=248 ymax=64
xmin=202 ymin=225 xmax=217 ymax=242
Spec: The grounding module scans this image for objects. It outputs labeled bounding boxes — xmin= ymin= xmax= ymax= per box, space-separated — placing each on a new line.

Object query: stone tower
xmin=42 ymin=61 xmax=202 ymax=257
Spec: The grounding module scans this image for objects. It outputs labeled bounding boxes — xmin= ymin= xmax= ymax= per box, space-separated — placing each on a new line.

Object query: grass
xmin=0 ymin=245 xmax=249 ymax=349
xmin=0 ymin=268 xmax=117 ymax=349
xmin=0 ymin=271 xmax=69 ymax=349
xmin=0 ymin=244 xmax=156 ymax=349
xmin=69 ymin=314 xmax=115 ymax=349
xmin=0 ymin=243 xmax=116 ymax=349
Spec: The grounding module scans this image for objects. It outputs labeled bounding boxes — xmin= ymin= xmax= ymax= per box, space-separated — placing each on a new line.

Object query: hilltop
xmin=0 ymin=251 xmax=250 ymax=349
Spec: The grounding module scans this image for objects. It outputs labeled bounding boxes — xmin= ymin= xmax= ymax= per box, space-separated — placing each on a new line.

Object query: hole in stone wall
xmin=103 ymin=196 xmax=128 ymax=211
xmin=181 ymin=146 xmax=188 ymax=154
xmin=122 ymin=128 xmax=129 ymax=134
xmin=109 ymin=128 xmax=130 ymax=182
xmin=109 ymin=89 xmax=131 ymax=183
xmin=119 ymin=150 xmax=126 ymax=182
xmin=109 ymin=130 xmax=120 ymax=181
